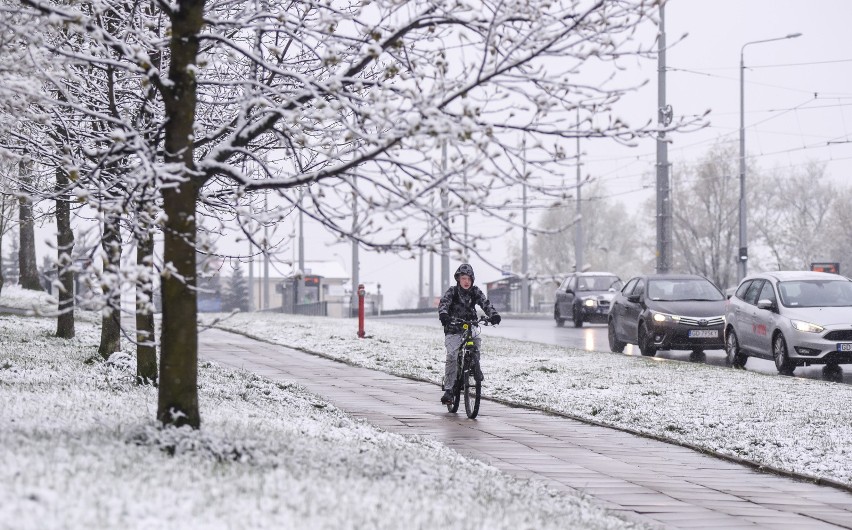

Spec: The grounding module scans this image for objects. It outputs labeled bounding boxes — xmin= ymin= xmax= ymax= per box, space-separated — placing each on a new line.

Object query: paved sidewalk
xmin=201 ymin=328 xmax=852 ymax=529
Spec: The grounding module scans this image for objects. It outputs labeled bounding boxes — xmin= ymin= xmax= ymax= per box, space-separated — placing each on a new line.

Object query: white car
xmin=724 ymin=271 xmax=852 ymax=374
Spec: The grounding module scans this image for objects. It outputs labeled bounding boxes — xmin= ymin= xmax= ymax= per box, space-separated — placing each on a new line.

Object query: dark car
xmin=554 ymin=272 xmax=623 ymax=328
xmin=724 ymin=271 xmax=852 ymax=374
xmin=608 ymin=274 xmax=726 ymax=356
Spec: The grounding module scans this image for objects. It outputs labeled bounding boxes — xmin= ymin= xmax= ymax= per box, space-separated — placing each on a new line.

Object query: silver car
xmin=724 ymin=271 xmax=852 ymax=374
xmin=554 ymin=272 xmax=622 ymax=328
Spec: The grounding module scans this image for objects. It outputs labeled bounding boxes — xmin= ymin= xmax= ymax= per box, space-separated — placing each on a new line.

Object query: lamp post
xmin=738 ymin=32 xmax=801 ymax=282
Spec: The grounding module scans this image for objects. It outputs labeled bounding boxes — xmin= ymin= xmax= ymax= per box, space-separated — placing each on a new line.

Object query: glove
xmin=439 ymin=314 xmax=451 ymax=327
xmin=490 ymin=313 xmax=501 ymax=325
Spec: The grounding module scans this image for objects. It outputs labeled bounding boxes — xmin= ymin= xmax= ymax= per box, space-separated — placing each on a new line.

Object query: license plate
xmin=838 ymin=343 xmax=852 ymax=352
xmin=689 ymin=329 xmax=718 ymax=338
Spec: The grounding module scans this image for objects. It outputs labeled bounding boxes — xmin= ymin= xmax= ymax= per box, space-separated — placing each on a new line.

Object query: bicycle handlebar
xmin=448 ymin=316 xmax=492 ymax=326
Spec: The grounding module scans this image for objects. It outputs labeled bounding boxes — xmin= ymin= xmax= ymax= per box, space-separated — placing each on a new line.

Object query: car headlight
xmin=583 ymin=298 xmax=597 ymax=307
xmin=652 ymin=311 xmax=681 ymax=323
xmin=791 ymin=320 xmax=825 ymax=333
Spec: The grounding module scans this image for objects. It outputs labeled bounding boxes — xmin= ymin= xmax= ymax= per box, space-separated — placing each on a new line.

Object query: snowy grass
xmin=0 ymin=306 xmax=644 ymax=528
xmin=205 ymin=312 xmax=852 ymax=488
xmin=0 ymin=284 xmax=56 ymax=314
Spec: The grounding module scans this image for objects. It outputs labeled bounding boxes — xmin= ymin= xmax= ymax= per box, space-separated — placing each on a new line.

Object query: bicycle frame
xmin=446 ymin=316 xmax=488 ymax=417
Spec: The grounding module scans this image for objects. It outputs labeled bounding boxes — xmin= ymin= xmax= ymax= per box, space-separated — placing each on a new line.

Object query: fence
xmin=288 ymin=301 xmax=328 ymax=317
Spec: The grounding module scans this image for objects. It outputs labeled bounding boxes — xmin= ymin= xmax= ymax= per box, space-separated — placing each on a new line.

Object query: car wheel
xmin=725 ymin=329 xmax=747 ymax=369
xmin=823 ymin=363 xmax=843 ymax=383
xmin=773 ymin=333 xmax=795 ymax=375
xmin=554 ymin=306 xmax=565 ymax=327
xmin=572 ymin=306 xmax=584 ymax=328
xmin=689 ymin=349 xmax=706 ymax=363
xmin=638 ymin=322 xmax=657 ymax=357
xmin=608 ymin=317 xmax=626 ymax=353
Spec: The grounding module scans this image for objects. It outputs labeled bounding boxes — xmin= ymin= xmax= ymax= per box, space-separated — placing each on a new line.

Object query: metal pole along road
xmin=738 ymin=32 xmax=801 ymax=281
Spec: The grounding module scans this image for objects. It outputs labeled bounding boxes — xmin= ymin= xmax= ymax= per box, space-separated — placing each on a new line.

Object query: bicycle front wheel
xmin=463 ymin=369 xmax=481 ymax=418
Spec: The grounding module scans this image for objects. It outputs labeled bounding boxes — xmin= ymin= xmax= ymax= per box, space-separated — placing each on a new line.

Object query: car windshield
xmin=778 ymin=280 xmax=852 ymax=308
xmin=577 ymin=275 xmax=621 ymax=291
xmin=647 ymin=279 xmax=724 ymax=302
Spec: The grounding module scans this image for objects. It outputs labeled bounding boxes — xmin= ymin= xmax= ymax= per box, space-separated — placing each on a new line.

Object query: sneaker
xmin=440 ymin=390 xmax=453 ymax=404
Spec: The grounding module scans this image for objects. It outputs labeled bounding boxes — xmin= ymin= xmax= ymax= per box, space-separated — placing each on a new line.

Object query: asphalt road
xmin=377 ymin=314 xmax=852 ymax=385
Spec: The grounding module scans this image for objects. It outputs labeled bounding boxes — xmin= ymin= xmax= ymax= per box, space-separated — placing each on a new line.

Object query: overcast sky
xmin=283 ymin=0 xmax=852 ymax=310
xmin=30 ymin=1 xmax=847 ymax=311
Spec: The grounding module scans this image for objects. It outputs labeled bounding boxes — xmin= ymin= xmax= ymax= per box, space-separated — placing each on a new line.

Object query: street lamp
xmin=738 ymin=32 xmax=801 ymax=282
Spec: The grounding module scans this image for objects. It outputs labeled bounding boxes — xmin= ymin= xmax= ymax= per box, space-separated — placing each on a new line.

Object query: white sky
xmin=23 ymin=1 xmax=852 ymax=311
xmin=291 ymin=0 xmax=852 ymax=309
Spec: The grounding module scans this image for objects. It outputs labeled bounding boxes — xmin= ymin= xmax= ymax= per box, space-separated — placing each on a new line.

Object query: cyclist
xmin=438 ymin=264 xmax=501 ymax=404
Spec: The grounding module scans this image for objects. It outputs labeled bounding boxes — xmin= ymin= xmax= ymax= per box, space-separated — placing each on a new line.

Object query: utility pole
xmin=297 ymin=188 xmax=304 ymax=306
xmin=351 ymin=179 xmax=359 ymax=317
xmin=574 ymin=108 xmax=584 ymax=273
xmin=263 ymin=193 xmax=270 ymax=309
xmin=656 ymin=3 xmax=673 ymax=274
xmin=521 ymin=140 xmax=529 ymax=313
xmin=738 ymin=32 xmax=801 ymax=281
xmin=248 ymin=240 xmax=254 ymax=311
xmin=429 ymin=237 xmax=434 ymax=301
xmin=440 ymin=139 xmax=450 ymax=292
xmin=463 ymin=171 xmax=469 ymax=262
xmin=418 ymin=247 xmax=423 ymax=308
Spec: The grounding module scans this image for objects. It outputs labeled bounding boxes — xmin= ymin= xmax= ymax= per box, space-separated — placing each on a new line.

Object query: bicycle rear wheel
xmin=447 ymin=376 xmax=461 ymax=413
xmin=463 ymin=369 xmax=481 ymax=418
xmin=447 ymin=386 xmax=460 ymax=412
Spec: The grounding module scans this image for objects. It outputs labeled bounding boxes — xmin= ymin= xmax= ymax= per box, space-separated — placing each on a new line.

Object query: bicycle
xmin=444 ymin=316 xmax=491 ymax=418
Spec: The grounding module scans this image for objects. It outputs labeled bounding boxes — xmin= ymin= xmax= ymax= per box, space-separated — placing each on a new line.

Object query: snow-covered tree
xmin=530 ymin=180 xmax=645 ymax=283
xmin=668 ymin=143 xmax=741 ymax=290
xmin=9 ymin=0 xmax=700 ymax=428
xmin=751 ymin=162 xmax=836 ymax=272
xmin=222 ymin=264 xmax=249 ymax=312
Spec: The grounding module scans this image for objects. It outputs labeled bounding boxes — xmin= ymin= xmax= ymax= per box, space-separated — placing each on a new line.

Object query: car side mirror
xmin=756 ymin=299 xmax=775 ymax=311
xmin=627 ymin=294 xmax=641 ymax=303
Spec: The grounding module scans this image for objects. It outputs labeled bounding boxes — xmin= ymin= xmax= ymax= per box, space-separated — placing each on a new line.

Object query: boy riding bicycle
xmin=438 ymin=264 xmax=501 ymax=404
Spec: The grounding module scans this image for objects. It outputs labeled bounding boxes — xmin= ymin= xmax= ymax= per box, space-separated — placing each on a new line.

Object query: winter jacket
xmin=437 ymin=264 xmax=499 ymax=335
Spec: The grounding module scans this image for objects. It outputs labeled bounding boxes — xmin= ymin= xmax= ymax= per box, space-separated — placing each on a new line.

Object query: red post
xmin=357 ymin=283 xmax=366 ymax=338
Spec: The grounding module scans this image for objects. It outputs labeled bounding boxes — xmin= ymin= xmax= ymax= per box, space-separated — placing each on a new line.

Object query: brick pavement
xmin=200 ymin=328 xmax=852 ymax=529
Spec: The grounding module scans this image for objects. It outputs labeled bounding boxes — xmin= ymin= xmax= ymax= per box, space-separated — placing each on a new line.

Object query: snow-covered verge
xmin=0 ymin=284 xmax=56 ymax=314
xmin=0 ymin=314 xmax=644 ymax=530
xmin=205 ymin=312 xmax=852 ymax=488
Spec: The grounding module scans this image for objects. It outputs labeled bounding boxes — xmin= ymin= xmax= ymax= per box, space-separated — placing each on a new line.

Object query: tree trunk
xmin=136 ymin=230 xmax=157 ymax=385
xmin=157 ymin=0 xmax=205 ymax=429
xmin=98 ymin=213 xmax=121 ymax=358
xmin=18 ymin=160 xmax=42 ymax=291
xmin=56 ymin=167 xmax=75 ymax=339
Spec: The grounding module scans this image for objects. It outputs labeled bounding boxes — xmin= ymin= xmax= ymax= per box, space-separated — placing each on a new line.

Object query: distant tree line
xmin=529 ymin=142 xmax=849 ymax=290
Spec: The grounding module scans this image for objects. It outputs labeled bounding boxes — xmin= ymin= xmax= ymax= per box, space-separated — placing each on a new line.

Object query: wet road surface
xmin=379 ymin=315 xmax=852 ymax=385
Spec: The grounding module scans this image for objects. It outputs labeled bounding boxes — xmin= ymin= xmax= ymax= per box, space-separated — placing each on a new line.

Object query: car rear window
xmin=577 ymin=275 xmax=620 ymax=291
xmin=778 ymin=280 xmax=852 ymax=308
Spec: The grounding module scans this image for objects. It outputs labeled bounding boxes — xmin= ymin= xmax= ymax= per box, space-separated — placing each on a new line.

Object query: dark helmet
xmin=454 ymin=263 xmax=475 ymax=285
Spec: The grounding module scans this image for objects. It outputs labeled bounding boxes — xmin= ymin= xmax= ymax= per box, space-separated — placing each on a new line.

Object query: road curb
xmin=209 ymin=323 xmax=852 ymax=496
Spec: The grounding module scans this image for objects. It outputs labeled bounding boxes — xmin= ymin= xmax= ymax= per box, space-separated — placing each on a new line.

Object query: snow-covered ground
xmin=0 ymin=288 xmax=644 ymax=530
xmin=205 ymin=311 xmax=852 ymax=489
